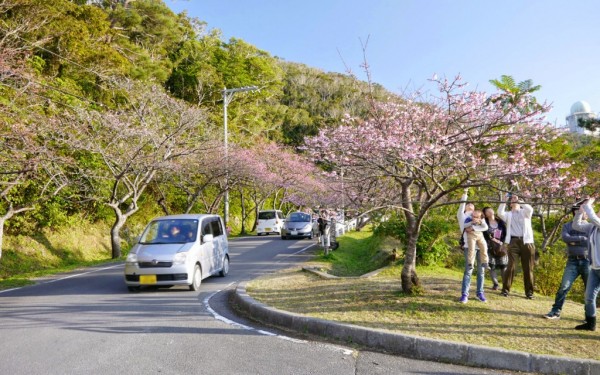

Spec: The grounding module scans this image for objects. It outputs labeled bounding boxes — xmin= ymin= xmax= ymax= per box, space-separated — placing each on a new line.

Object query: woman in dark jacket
xmin=483 ymin=206 xmax=508 ymax=290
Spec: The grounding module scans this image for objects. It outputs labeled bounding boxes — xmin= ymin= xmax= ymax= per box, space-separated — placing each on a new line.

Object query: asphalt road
xmin=0 ymin=236 xmax=522 ymax=374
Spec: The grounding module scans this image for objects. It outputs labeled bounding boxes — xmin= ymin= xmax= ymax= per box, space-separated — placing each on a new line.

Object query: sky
xmin=167 ymin=0 xmax=600 ymax=126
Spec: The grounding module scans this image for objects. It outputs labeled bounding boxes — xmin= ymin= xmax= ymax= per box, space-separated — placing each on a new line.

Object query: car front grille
xmin=125 ymin=273 xmax=188 ymax=282
xmin=138 ymin=261 xmax=173 ymax=268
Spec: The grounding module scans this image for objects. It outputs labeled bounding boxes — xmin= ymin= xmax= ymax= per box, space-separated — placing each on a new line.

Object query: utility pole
xmin=222 ymin=86 xmax=258 ymax=230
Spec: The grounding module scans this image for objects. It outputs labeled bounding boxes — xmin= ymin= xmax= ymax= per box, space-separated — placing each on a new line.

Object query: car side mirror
xmin=202 ymin=234 xmax=214 ymax=244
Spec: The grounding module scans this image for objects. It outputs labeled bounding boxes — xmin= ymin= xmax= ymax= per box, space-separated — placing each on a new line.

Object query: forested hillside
xmin=0 ymin=0 xmax=393 ymax=268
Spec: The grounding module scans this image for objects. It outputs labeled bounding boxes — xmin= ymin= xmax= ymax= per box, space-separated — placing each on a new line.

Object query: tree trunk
xmin=400 ymin=182 xmax=421 ymax=294
xmin=252 ymin=201 xmax=260 ymax=232
xmin=401 ymin=230 xmax=420 ymax=293
xmin=239 ymin=189 xmax=247 ymax=235
xmin=158 ymin=197 xmax=170 ymax=216
xmin=110 ymin=210 xmax=126 ymax=259
xmin=0 ymin=218 xmax=5 ymax=261
xmin=541 ymin=212 xmax=569 ymax=251
xmin=273 ymin=189 xmax=280 ymax=210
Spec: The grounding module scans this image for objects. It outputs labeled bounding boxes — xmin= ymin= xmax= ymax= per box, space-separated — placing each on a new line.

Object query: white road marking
xmin=0 ymin=263 xmax=122 ymax=294
xmin=203 ymin=281 xmax=354 ymax=356
xmin=203 ymin=285 xmax=306 ymax=344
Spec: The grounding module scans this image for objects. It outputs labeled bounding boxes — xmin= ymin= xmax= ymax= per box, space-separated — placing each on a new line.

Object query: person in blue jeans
xmin=572 ymin=198 xmax=600 ymax=331
xmin=458 ymin=189 xmax=486 ymax=303
xmin=544 ymin=206 xmax=590 ymax=320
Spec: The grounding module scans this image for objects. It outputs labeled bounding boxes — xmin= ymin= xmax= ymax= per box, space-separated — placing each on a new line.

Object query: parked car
xmin=281 ymin=212 xmax=313 ymax=239
xmin=256 ymin=210 xmax=285 ymax=235
xmin=124 ymin=214 xmax=229 ymax=292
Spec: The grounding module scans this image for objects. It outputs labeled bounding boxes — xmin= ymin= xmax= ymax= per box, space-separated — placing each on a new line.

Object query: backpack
xmin=317 ymin=218 xmax=327 ymax=233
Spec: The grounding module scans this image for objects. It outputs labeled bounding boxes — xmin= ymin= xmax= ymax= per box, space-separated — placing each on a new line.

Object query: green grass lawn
xmin=247 ymin=229 xmax=598 ymax=361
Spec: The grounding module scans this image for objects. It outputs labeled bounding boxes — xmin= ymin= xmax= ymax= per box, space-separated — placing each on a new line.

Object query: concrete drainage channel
xmin=233 ymin=281 xmax=600 ymax=375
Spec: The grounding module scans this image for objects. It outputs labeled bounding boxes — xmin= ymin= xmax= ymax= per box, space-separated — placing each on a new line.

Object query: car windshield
xmin=258 ymin=211 xmax=276 ymax=220
xmin=139 ymin=219 xmax=199 ymax=244
xmin=287 ymin=212 xmax=311 ymax=222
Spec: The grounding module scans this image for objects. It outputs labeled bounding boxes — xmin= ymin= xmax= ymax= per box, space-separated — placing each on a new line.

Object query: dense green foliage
xmin=374 ymin=211 xmax=455 ymax=267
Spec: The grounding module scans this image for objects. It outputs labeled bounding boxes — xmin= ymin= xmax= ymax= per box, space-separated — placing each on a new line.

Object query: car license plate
xmin=265 ymin=227 xmax=272 ymax=232
xmin=290 ymin=230 xmax=298 ymax=235
xmin=140 ymin=275 xmax=157 ymax=284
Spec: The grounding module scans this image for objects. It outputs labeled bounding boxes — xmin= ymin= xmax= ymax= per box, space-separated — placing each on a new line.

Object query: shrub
xmin=535 ymin=244 xmax=585 ymax=302
xmin=375 ymin=213 xmax=455 ymax=267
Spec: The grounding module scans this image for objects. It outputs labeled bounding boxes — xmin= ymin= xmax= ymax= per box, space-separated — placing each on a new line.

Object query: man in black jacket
xmin=544 ymin=207 xmax=590 ymax=320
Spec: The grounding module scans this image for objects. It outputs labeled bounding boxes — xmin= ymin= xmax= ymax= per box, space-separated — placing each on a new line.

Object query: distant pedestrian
xmin=318 ymin=210 xmax=331 ymax=253
xmin=498 ymin=194 xmax=536 ymax=299
xmin=458 ymin=189 xmax=487 ymax=304
xmin=482 ymin=207 xmax=508 ymax=291
xmin=572 ymin=198 xmax=600 ymax=331
xmin=544 ymin=205 xmax=590 ymax=320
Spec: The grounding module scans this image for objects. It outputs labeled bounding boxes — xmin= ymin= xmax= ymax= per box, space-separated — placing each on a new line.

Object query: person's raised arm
xmin=582 ymin=198 xmax=600 ymax=228
xmin=521 ymin=202 xmax=534 ymax=219
xmin=573 ymin=200 xmax=594 ymax=232
xmin=457 ymin=189 xmax=468 ymax=225
xmin=497 ymin=196 xmax=507 ymax=221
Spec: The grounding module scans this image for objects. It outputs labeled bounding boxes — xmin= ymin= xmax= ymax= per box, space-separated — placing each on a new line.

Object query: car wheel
xmin=308 ymin=232 xmax=313 ymax=240
xmin=281 ymin=236 xmax=287 ymax=240
xmin=127 ymin=286 xmax=140 ymax=293
xmin=257 ymin=233 xmax=262 ymax=236
xmin=219 ymin=255 xmax=230 ymax=277
xmin=189 ymin=264 xmax=202 ymax=291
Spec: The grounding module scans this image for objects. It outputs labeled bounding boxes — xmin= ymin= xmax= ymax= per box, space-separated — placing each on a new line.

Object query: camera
xmin=572 ymin=198 xmax=587 ymax=211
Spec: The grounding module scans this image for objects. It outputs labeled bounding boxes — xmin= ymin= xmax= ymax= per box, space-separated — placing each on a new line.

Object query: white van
xmin=256 ymin=210 xmax=284 ymax=236
xmin=124 ymin=214 xmax=229 ymax=292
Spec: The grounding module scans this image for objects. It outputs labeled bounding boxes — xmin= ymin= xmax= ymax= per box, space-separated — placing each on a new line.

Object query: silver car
xmin=281 ymin=212 xmax=313 ymax=239
xmin=124 ymin=214 xmax=229 ymax=292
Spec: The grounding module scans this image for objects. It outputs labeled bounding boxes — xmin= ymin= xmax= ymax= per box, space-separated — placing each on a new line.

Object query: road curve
xmin=0 ymin=236 xmax=520 ymax=374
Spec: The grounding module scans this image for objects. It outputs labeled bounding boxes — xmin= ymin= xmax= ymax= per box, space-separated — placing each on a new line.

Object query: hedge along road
xmin=0 ymin=236 xmax=522 ymax=375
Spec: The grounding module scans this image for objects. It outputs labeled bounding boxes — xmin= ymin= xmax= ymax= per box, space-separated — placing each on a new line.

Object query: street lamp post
xmin=222 ymin=85 xmax=258 ymax=230
xmin=340 ymin=167 xmax=345 ymax=234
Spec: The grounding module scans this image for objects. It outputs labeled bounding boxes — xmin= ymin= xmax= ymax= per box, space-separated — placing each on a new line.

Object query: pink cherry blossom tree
xmin=229 ymin=141 xmax=333 ymax=232
xmin=155 ymin=140 xmax=229 ymax=216
xmin=306 ymin=75 xmax=586 ymax=294
xmin=63 ymin=81 xmax=214 ymax=259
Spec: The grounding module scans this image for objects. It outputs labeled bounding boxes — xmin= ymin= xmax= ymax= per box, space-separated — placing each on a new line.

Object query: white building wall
xmin=566 ymin=112 xmax=596 ymax=135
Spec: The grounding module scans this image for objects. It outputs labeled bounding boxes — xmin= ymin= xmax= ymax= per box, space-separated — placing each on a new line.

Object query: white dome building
xmin=566 ymin=100 xmax=597 ymax=135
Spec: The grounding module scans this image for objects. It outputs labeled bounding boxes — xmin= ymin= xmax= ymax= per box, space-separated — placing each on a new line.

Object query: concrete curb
xmin=233 ymin=282 xmax=600 ymax=375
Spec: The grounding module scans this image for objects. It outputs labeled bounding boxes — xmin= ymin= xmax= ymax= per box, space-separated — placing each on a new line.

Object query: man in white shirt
xmin=497 ymin=194 xmax=536 ymax=299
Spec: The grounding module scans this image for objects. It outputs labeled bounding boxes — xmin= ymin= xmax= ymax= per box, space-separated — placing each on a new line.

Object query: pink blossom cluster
xmin=305 ymin=76 xmax=586 ymax=207
xmin=226 ymin=141 xmax=337 ymax=208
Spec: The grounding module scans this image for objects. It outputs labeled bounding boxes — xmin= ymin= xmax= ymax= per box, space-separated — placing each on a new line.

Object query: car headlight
xmin=173 ymin=252 xmax=187 ymax=265
xmin=125 ymin=253 xmax=138 ymax=265
xmin=304 ymin=224 xmax=312 ymax=231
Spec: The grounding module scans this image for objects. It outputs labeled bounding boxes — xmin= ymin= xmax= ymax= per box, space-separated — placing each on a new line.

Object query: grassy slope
xmin=247 ymin=229 xmax=597 ymax=361
xmin=0 ymin=221 xmax=115 ymax=288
